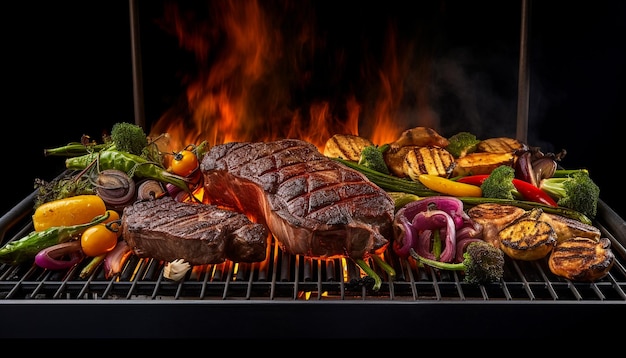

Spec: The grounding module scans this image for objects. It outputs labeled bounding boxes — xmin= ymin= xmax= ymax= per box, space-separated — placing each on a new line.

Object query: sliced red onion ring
xmin=411 ymin=209 xmax=457 ymax=263
xmin=35 ymin=241 xmax=84 ymax=270
xmin=392 ymin=215 xmax=416 ymax=259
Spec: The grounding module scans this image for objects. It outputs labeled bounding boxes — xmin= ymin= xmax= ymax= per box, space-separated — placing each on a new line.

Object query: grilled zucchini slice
xmin=403 ymin=146 xmax=456 ymax=180
xmin=323 ymin=134 xmax=374 ymax=161
xmin=477 ymin=137 xmax=526 ymax=153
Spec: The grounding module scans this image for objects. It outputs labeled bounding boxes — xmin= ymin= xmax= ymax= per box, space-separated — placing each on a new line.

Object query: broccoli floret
xmin=410 ymin=241 xmax=505 ymax=284
xmin=358 ymin=144 xmax=390 ymax=174
xmin=110 ymin=122 xmax=148 ymax=156
xmin=480 ymin=165 xmax=519 ymax=200
xmin=446 ymin=132 xmax=481 ymax=158
xmin=539 ymin=169 xmax=600 ymax=219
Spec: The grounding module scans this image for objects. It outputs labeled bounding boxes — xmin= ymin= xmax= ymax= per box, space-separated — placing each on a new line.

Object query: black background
xmin=2 ymin=0 xmax=625 ymax=220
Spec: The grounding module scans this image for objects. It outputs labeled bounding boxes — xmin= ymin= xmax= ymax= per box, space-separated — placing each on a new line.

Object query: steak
xmin=199 ymin=139 xmax=395 ymax=260
xmin=121 ymin=196 xmax=268 ymax=265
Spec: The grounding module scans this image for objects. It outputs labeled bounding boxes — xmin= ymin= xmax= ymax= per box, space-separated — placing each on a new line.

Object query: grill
xmin=1 ymin=186 xmax=625 ymax=338
xmin=3 ymin=1 xmax=626 ymax=339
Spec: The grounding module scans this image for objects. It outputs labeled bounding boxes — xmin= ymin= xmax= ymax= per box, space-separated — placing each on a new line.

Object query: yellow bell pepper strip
xmin=417 ymin=174 xmax=483 ymax=197
xmin=32 ymin=194 xmax=107 ymax=232
xmin=0 ymin=212 xmax=110 ymax=266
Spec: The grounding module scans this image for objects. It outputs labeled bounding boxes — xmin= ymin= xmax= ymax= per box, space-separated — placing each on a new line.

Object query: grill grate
xmin=1 ymin=195 xmax=625 ymax=303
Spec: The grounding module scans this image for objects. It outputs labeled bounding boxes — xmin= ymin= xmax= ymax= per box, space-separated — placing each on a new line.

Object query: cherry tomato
xmin=171 ymin=149 xmax=198 ymax=177
xmin=80 ymin=223 xmax=118 ymax=257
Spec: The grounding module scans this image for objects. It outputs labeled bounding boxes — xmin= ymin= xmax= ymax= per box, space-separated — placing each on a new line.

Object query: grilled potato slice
xmin=538 ymin=212 xmax=601 ymax=243
xmin=389 ymin=126 xmax=450 ymax=149
xmin=403 ymin=146 xmax=456 ymax=180
xmin=548 ymin=237 xmax=614 ymax=282
xmin=324 ymin=134 xmax=374 ymax=161
xmin=498 ymin=208 xmax=557 ymax=261
xmin=383 ymin=145 xmax=414 ymax=177
xmin=467 ymin=203 xmax=526 ymax=247
xmin=477 ymin=137 xmax=527 ymax=153
xmin=452 ymin=152 xmax=516 ymax=177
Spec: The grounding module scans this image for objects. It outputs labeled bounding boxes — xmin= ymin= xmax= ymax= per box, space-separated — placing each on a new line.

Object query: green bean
xmin=65 ymin=150 xmax=191 ymax=194
xmin=0 ymin=212 xmax=110 ymax=265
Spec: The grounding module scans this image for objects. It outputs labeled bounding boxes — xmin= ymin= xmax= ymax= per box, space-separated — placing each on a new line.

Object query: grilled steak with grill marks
xmin=121 ymin=196 xmax=268 ymax=265
xmin=200 ymin=139 xmax=395 ymax=260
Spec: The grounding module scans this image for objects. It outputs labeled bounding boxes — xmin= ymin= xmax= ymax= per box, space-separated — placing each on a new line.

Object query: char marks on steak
xmin=199 ymin=139 xmax=395 ymax=260
xmin=121 ymin=196 xmax=268 ymax=265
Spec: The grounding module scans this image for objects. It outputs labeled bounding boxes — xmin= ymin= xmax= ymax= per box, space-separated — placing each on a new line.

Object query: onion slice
xmin=35 ymin=241 xmax=84 ymax=270
xmin=103 ymin=240 xmax=133 ymax=279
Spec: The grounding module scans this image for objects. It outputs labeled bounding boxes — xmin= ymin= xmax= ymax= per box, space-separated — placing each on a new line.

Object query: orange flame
xmin=148 ymin=0 xmax=436 ymax=153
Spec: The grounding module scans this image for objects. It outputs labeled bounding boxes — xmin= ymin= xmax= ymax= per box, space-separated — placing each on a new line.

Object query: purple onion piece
xmin=416 ymin=230 xmax=435 ymax=260
xmin=410 ymin=209 xmax=457 ymax=263
xmin=35 ymin=241 xmax=84 ymax=270
xmin=410 ymin=209 xmax=450 ymax=231
xmin=398 ymin=196 xmax=464 ymax=222
xmin=437 ymin=218 xmax=457 ymax=263
xmin=392 ymin=216 xmax=416 ymax=259
xmin=456 ymin=223 xmax=483 ymax=242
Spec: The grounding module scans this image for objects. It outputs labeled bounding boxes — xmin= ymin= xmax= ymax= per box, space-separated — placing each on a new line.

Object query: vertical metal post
xmin=516 ymin=0 xmax=531 ymax=143
xmin=129 ymin=0 xmax=146 ymax=130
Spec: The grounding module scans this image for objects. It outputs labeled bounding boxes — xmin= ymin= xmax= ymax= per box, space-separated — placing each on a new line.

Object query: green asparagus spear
xmin=0 ymin=212 xmax=110 ymax=266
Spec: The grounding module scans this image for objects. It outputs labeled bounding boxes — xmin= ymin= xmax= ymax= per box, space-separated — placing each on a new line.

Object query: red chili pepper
xmin=511 ymin=178 xmax=558 ymax=207
xmin=456 ymin=175 xmax=489 ymax=186
xmin=457 ymin=175 xmax=558 ymax=207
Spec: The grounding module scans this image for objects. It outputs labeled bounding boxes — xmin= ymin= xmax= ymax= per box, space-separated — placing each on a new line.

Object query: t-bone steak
xmin=121 ymin=196 xmax=268 ymax=265
xmin=199 ymin=139 xmax=395 ymax=260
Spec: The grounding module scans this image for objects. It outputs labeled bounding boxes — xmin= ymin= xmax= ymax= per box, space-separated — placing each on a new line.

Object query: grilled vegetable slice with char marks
xmin=467 ymin=203 xmax=526 ymax=248
xmin=548 ymin=237 xmax=614 ymax=282
xmin=323 ymin=134 xmax=374 ymax=162
xmin=497 ymin=208 xmax=557 ymax=261
xmin=403 ymin=146 xmax=456 ymax=180
xmin=383 ymin=145 xmax=415 ymax=177
xmin=388 ymin=126 xmax=450 ymax=149
xmin=452 ymin=152 xmax=516 ymax=177
xmin=476 ymin=137 xmax=527 ymax=153
xmin=538 ymin=212 xmax=601 ymax=243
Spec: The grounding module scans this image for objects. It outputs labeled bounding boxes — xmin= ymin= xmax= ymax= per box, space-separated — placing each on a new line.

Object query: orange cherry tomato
xmin=170 ymin=149 xmax=198 ymax=177
xmin=80 ymin=223 xmax=118 ymax=257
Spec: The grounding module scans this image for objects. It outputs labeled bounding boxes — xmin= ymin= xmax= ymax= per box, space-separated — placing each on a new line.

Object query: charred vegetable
xmin=539 ymin=169 xmax=600 ymax=219
xmin=66 ymin=150 xmax=193 ymax=198
xmin=409 ymin=241 xmax=505 ymax=284
xmin=445 ymin=131 xmax=480 ymax=158
xmin=358 ymin=144 xmax=390 ymax=174
xmin=94 ymin=169 xmax=137 ymax=210
xmin=32 ymin=194 xmax=107 ymax=232
xmin=0 ymin=212 xmax=110 ymax=265
xmin=110 ymin=122 xmax=148 ymax=156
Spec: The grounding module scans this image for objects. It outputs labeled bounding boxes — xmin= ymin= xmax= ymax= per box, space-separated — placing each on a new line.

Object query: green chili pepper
xmin=0 ymin=212 xmax=110 ymax=266
xmin=44 ymin=142 xmax=109 ymax=157
xmin=65 ymin=150 xmax=192 ymax=194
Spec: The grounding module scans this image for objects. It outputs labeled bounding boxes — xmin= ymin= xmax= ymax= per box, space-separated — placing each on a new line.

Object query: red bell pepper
xmin=457 ymin=175 xmax=558 ymax=207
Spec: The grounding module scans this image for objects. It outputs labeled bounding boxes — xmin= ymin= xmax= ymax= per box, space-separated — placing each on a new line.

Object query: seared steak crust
xmin=121 ymin=196 xmax=268 ymax=265
xmin=200 ymin=139 xmax=395 ymax=259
